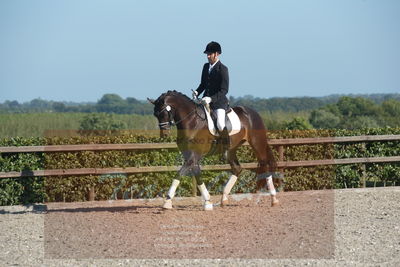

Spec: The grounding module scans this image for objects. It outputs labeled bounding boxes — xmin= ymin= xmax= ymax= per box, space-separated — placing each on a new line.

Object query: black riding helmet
xmin=203 ymin=41 xmax=222 ymax=54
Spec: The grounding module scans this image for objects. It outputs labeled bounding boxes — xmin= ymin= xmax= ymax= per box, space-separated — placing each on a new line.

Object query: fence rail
xmin=1 ymin=135 xmax=400 ymax=180
xmin=2 ymin=135 xmax=400 ymax=153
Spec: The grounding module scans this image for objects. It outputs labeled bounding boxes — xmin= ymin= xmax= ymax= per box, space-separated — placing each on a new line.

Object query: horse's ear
xmin=147 ymin=98 xmax=155 ymax=105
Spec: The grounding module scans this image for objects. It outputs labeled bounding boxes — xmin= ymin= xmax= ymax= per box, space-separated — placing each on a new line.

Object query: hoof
xmin=163 ymin=199 xmax=173 ymax=209
xmin=204 ymin=201 xmax=213 ymax=211
xmin=271 ymin=198 xmax=279 ymax=207
xmin=221 ymin=195 xmax=228 ymax=207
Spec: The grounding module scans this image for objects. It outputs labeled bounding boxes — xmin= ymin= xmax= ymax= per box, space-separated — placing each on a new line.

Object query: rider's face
xmin=207 ymin=52 xmax=219 ymax=65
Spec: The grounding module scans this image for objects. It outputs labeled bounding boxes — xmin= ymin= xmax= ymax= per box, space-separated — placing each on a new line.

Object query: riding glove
xmin=202 ymin=97 xmax=212 ymax=104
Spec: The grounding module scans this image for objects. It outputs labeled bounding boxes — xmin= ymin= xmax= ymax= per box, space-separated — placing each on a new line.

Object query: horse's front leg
xmin=163 ymin=151 xmax=213 ymax=211
xmin=162 ymin=177 xmax=181 ymax=209
xmin=162 ymin=161 xmax=191 ymax=209
xmin=191 ymin=158 xmax=213 ymax=211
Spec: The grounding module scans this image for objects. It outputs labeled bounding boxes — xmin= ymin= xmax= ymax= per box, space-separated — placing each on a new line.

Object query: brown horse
xmin=148 ymin=90 xmax=279 ymax=210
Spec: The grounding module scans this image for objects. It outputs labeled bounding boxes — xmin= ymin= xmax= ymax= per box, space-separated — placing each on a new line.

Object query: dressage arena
xmin=1 ymin=187 xmax=399 ymax=266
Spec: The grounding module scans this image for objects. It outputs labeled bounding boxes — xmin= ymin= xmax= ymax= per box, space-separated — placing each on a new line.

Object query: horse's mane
xmin=156 ymin=90 xmax=193 ymax=104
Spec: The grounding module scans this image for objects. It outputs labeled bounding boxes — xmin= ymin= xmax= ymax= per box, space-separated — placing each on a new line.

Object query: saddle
xmin=201 ymin=105 xmax=241 ymax=136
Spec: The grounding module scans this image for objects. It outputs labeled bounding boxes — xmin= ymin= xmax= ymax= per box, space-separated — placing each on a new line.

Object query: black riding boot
xmin=219 ymin=127 xmax=230 ymax=156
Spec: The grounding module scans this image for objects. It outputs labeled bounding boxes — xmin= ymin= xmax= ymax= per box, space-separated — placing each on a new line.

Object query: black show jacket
xmin=195 ymin=60 xmax=229 ymax=110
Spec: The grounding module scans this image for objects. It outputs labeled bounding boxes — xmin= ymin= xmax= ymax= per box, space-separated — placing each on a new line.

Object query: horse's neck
xmin=173 ymin=100 xmax=196 ymax=129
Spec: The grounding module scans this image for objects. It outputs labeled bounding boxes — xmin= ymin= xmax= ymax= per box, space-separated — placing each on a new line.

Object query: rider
xmin=192 ymin=41 xmax=230 ymax=151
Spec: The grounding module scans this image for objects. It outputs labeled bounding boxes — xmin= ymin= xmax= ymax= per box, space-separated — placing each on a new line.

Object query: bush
xmin=284 ymin=117 xmax=313 ymax=130
xmin=79 ymin=113 xmax=127 ymax=136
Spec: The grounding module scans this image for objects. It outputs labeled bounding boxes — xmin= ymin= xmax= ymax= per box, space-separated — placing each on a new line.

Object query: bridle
xmin=156 ymin=105 xmax=175 ymax=130
xmin=156 ymin=103 xmax=205 ymax=130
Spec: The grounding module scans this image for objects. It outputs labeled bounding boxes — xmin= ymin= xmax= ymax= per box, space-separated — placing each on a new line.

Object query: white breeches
xmin=215 ymin=108 xmax=226 ymax=132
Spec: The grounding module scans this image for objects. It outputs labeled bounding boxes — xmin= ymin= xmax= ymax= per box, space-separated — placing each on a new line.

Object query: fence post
xmin=278 ymin=145 xmax=285 ymax=191
xmin=191 ymin=176 xmax=197 ymax=197
xmin=88 ymin=186 xmax=96 ymax=201
xmin=360 ymin=143 xmax=367 ymax=188
xmin=360 ymin=164 xmax=366 ymax=188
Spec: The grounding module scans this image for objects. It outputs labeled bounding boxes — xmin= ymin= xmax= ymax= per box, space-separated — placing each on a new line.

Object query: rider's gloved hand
xmin=192 ymin=90 xmax=198 ymax=99
xmin=202 ymin=97 xmax=212 ymax=105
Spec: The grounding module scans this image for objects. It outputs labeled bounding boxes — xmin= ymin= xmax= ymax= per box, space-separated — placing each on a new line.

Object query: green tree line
xmin=0 ymin=94 xmax=153 ymax=115
xmin=309 ymin=97 xmax=400 ymax=129
xmin=2 ymin=93 xmax=399 ymax=115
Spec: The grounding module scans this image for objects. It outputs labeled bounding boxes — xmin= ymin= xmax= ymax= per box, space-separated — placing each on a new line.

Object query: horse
xmin=148 ymin=90 xmax=279 ymax=210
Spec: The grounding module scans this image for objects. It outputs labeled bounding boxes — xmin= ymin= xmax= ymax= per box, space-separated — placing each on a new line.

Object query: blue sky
xmin=0 ymin=0 xmax=399 ymax=103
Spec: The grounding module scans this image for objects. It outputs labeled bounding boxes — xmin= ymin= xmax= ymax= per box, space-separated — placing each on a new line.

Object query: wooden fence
xmin=1 ymin=135 xmax=400 ymax=179
xmin=1 ymin=135 xmax=399 ymax=199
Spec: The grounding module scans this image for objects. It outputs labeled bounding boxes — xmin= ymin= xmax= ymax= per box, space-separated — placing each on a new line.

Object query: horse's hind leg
xmin=248 ymin=132 xmax=279 ymax=206
xmin=221 ymin=149 xmax=242 ymax=206
xmin=259 ymin=173 xmax=279 ymax=206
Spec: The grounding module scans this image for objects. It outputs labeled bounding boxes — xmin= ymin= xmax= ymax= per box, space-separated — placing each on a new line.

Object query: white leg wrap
xmin=198 ymin=183 xmax=211 ymax=201
xmin=266 ymin=175 xmax=277 ymax=196
xmin=223 ymin=174 xmax=238 ymax=195
xmin=167 ymin=179 xmax=180 ymax=199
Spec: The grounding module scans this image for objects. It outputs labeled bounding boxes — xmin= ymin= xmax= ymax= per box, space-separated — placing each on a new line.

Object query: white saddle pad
xmin=203 ymin=106 xmax=241 ymax=136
